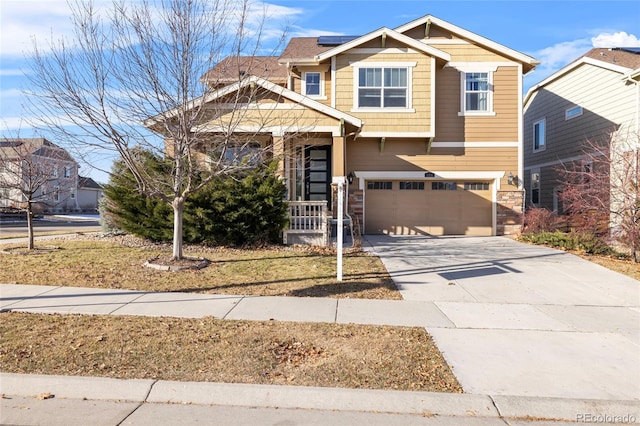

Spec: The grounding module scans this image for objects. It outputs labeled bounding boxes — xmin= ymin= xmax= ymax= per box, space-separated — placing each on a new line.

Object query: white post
xmin=332 ymin=176 xmax=345 ymax=281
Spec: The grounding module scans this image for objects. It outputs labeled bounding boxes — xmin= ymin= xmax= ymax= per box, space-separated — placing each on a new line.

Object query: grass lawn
xmin=0 ymin=234 xmax=400 ymax=299
xmin=0 ymin=234 xmax=466 ymax=393
xmin=0 ymin=312 xmax=462 ymax=393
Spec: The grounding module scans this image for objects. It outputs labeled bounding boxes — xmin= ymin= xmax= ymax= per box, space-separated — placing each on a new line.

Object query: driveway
xmin=364 ymin=235 xmax=640 ymax=401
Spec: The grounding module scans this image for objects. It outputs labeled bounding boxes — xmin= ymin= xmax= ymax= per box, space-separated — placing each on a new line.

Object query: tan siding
xmin=434 ymin=66 xmax=519 ymax=142
xmin=208 ymin=104 xmax=340 ymax=129
xmin=347 ymin=138 xmax=517 ymax=187
xmin=334 ymin=52 xmax=432 ymax=133
xmin=437 ymin=44 xmax=508 ymax=62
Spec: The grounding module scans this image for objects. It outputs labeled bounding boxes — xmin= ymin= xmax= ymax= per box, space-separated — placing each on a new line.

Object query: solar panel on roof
xmin=317 ymin=35 xmax=360 ymax=46
xmin=613 ymin=47 xmax=640 ymax=54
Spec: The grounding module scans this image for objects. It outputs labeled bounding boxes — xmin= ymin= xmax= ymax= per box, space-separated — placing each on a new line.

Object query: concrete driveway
xmin=364 ymin=235 xmax=640 ymax=401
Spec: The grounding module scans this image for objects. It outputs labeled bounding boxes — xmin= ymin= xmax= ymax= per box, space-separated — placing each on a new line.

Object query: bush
xmin=520 ymin=230 xmax=616 ymax=256
xmin=523 ymin=208 xmax=559 ymax=234
xmin=104 ymin=154 xmax=288 ymax=246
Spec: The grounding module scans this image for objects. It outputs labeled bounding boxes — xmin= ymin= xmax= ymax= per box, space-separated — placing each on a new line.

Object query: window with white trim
xmin=530 ymin=170 xmax=540 ymax=206
xmin=565 ymin=105 xmax=583 ymax=120
xmin=63 ymin=166 xmax=72 ymax=178
xmin=463 ymin=72 xmax=490 ymax=112
xmin=533 ymin=119 xmax=546 ymax=152
xmin=303 ymin=72 xmax=322 ymax=97
xmin=53 ymin=186 xmax=60 ymax=202
xmin=357 ymin=67 xmax=408 ymax=108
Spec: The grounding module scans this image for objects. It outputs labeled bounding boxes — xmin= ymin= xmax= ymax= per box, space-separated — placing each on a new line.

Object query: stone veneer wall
xmin=497 ymin=190 xmax=524 ymax=236
xmin=347 ymin=189 xmax=364 ymax=232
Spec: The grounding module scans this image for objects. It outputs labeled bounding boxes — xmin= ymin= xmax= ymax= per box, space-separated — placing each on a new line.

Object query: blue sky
xmin=1 ymin=0 xmax=639 ymax=183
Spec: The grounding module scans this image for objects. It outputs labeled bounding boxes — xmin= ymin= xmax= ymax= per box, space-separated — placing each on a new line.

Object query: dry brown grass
xmin=575 ymin=254 xmax=640 ymax=281
xmin=0 ymin=312 xmax=462 ymax=393
xmin=0 ymin=235 xmax=400 ymax=300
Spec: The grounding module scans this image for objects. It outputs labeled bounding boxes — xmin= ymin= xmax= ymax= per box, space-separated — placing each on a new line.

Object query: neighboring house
xmin=150 ymin=14 xmax=539 ymax=243
xmin=77 ymin=176 xmax=103 ymax=212
xmin=523 ymin=47 xmax=640 ymax=214
xmin=0 ymin=138 xmax=80 ymax=213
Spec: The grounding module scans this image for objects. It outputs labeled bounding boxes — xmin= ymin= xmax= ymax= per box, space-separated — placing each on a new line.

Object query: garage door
xmin=365 ymin=180 xmax=493 ymax=236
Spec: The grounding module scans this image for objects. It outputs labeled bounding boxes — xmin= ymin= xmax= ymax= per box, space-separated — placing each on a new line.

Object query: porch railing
xmin=283 ymin=201 xmax=329 ymax=246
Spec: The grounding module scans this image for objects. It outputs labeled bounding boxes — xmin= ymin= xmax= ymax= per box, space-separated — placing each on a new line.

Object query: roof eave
xmin=395 ymin=14 xmax=539 ymax=68
xmin=314 ymin=27 xmax=451 ymax=62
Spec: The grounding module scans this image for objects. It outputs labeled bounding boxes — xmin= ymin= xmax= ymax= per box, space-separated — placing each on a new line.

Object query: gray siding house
xmin=523 ymin=47 xmax=640 ymax=213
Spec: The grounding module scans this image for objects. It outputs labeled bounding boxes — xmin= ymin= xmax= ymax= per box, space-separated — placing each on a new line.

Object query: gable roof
xmin=78 ymin=176 xmax=102 ymax=189
xmin=145 ymin=74 xmax=363 ymax=130
xmin=279 ymin=38 xmax=334 ymax=64
xmin=313 ymin=27 xmax=451 ymax=63
xmin=524 ymin=48 xmax=640 ymax=106
xmin=0 ymin=138 xmax=76 ymax=163
xmin=394 ymin=15 xmax=539 ymax=72
xmin=200 ymin=56 xmax=288 ymax=85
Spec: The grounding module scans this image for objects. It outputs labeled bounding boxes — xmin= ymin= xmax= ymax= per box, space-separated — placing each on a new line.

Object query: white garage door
xmin=364 ymin=180 xmax=493 ymax=236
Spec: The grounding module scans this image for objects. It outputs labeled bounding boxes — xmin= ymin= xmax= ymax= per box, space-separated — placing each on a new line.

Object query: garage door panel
xmin=365 ymin=180 xmax=493 ymax=236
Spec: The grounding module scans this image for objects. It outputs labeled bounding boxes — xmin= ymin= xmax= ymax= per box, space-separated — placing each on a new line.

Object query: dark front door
xmin=305 ymin=146 xmax=332 ymax=210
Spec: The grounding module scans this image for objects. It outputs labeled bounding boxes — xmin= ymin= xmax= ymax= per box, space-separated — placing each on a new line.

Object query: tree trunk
xmin=26 ymin=204 xmax=34 ymax=250
xmin=172 ymin=199 xmax=184 ymax=260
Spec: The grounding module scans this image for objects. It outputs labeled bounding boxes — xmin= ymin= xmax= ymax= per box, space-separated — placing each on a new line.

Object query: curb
xmin=1 ymin=373 xmax=638 ymax=423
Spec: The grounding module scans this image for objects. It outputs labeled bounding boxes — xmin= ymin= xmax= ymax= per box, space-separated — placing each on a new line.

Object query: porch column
xmin=332 ymin=135 xmax=345 ymax=177
xmin=272 ymin=134 xmax=285 ymax=178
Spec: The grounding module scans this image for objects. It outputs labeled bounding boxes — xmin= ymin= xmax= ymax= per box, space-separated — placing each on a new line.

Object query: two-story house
xmin=150 ymin=14 xmax=539 ymax=243
xmin=523 ymin=48 xmax=640 ymax=215
xmin=0 ymin=138 xmax=81 ymax=213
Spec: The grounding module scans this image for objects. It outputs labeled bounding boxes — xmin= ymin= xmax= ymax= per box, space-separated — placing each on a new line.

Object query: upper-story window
xmin=455 ymin=66 xmax=496 ymax=116
xmin=350 ymin=62 xmax=416 ymax=112
xmin=533 ymin=118 xmax=546 ymax=152
xmin=63 ymin=166 xmax=72 ymax=178
xmin=303 ymin=72 xmax=322 ymax=97
xmin=358 ymin=67 xmax=407 ymax=108
xmin=464 ymin=72 xmax=489 ymax=112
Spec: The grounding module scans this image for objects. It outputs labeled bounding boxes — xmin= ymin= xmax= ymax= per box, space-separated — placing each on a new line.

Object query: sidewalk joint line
xmin=221 ymin=295 xmax=245 ymax=319
xmin=488 ymin=395 xmax=509 ymax=424
xmin=334 ymin=299 xmax=339 ymax=323
xmin=115 ymin=380 xmax=157 ymax=426
xmin=108 ymin=292 xmax=150 ymax=315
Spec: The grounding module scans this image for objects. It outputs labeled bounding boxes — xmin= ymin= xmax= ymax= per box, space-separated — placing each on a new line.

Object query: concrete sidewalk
xmin=0 ymin=283 xmax=453 ymax=327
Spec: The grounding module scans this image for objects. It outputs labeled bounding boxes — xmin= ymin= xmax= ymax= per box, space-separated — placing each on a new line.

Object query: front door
xmin=305 ymin=146 xmax=332 ymax=210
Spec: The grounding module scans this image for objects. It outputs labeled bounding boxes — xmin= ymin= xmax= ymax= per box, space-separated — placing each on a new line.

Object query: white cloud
xmin=592 ymin=32 xmax=640 ymax=48
xmin=0 ymin=68 xmax=27 ymax=77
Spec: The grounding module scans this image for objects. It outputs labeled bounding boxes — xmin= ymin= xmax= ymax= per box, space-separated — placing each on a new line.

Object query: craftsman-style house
xmin=151 ymin=14 xmax=539 ymax=244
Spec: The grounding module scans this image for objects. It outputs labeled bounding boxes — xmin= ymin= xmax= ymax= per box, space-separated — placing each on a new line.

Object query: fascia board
xmin=395 ymin=15 xmax=539 ymax=67
xmin=315 ymin=27 xmax=451 ymax=62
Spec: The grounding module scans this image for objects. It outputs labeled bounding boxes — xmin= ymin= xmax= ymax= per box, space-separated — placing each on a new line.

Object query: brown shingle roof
xmin=200 ymin=56 xmax=288 ymax=85
xmin=0 ymin=138 xmax=76 ymax=162
xmin=583 ymin=48 xmax=640 ymax=70
xmin=278 ymin=37 xmax=333 ymax=63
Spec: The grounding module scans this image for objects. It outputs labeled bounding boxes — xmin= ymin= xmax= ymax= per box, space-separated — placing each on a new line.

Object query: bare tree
xmin=0 ymin=139 xmax=77 ymax=249
xmin=558 ymin=129 xmax=640 ymax=261
xmin=25 ymin=0 xmax=296 ymax=260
